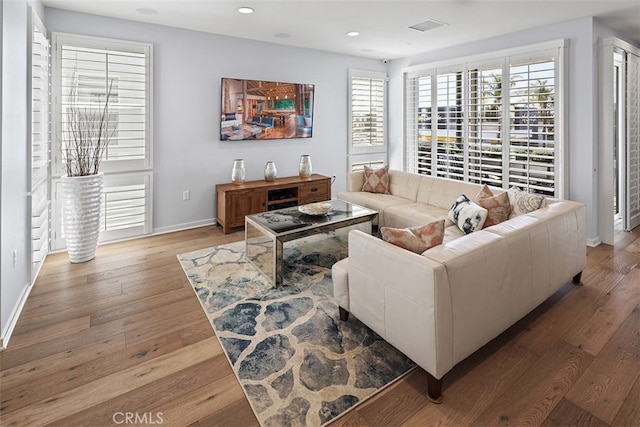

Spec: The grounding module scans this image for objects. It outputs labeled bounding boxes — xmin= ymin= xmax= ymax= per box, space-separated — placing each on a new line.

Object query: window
xmin=348 ymin=69 xmax=387 ymax=171
xmin=404 ymin=41 xmax=565 ymax=197
xmin=51 ymin=33 xmax=153 ymax=249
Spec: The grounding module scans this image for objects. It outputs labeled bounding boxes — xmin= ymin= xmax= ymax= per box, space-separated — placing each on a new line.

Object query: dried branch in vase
xmin=63 ymin=77 xmax=116 ymax=176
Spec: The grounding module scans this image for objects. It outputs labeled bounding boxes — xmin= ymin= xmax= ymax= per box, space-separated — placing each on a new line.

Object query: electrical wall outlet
xmin=182 ymin=190 xmax=190 ymax=201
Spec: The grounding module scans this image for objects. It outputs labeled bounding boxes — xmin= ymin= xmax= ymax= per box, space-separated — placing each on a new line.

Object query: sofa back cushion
xmin=416 ymin=176 xmax=484 ymax=209
xmin=388 ymin=170 xmax=423 ymax=202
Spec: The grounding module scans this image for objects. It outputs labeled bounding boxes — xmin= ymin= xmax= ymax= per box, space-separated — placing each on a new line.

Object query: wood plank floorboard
xmin=1 ymin=225 xmax=639 ymax=426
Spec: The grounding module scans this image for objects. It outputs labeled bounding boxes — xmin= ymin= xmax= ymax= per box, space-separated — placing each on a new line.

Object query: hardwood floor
xmin=1 ymin=224 xmax=638 ymax=426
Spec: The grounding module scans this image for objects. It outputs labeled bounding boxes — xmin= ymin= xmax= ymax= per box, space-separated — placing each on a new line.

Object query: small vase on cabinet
xmin=264 ymin=161 xmax=277 ymax=182
xmin=231 ymin=159 xmax=246 ymax=185
xmin=299 ymin=155 xmax=312 ymax=179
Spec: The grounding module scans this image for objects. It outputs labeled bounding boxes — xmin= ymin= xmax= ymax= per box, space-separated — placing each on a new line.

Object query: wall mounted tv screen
xmin=220 ymin=77 xmax=314 ymax=141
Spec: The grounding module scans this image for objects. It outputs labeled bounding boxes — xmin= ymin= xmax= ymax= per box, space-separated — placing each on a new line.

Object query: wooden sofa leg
xmin=426 ymin=373 xmax=443 ymax=404
xmin=572 ymin=271 xmax=583 ymax=285
xmin=339 ymin=307 xmax=349 ymax=321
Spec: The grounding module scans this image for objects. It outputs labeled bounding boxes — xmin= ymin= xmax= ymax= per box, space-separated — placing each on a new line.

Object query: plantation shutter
xmin=348 ymin=69 xmax=387 ymax=171
xmin=52 ymin=33 xmax=153 ymax=249
xmin=405 ymin=73 xmax=434 ymax=175
xmin=28 ymin=8 xmax=50 ymax=282
xmin=467 ymin=65 xmax=503 ymax=187
xmin=58 ymin=42 xmax=149 ymax=171
xmin=626 ymin=51 xmax=640 ymax=229
xmin=435 ymin=71 xmax=464 ymax=180
xmin=508 ymin=57 xmax=556 ymax=196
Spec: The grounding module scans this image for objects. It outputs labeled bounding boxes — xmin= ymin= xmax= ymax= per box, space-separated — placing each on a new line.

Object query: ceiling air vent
xmin=409 ymin=19 xmax=448 ymax=32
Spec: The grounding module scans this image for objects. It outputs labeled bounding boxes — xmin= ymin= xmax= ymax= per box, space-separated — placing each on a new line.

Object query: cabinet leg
xmin=339 ymin=307 xmax=349 ymax=321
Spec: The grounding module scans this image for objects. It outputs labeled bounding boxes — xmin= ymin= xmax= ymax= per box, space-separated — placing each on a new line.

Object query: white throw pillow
xmin=448 ymin=194 xmax=488 ymax=234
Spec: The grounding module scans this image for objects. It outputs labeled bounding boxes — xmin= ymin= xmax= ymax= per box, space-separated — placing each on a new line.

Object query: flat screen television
xmin=220 ymin=77 xmax=314 ymax=141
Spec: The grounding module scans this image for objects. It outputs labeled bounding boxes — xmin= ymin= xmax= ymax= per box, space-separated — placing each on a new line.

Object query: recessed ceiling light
xmin=238 ymin=7 xmax=254 ymax=14
xmin=346 ymin=31 xmax=360 ymax=37
xmin=274 ymin=33 xmax=291 ymax=39
xmin=136 ymin=8 xmax=158 ymax=16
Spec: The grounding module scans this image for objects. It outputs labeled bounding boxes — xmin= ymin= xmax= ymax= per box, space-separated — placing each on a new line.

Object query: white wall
xmin=44 ymin=8 xmax=386 ymax=233
xmin=386 ymin=17 xmax=602 ymax=243
xmin=1 ymin=0 xmax=30 ymax=346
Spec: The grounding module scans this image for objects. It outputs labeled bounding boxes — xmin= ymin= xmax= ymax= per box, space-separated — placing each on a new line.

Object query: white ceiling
xmin=41 ymin=0 xmax=640 ymax=60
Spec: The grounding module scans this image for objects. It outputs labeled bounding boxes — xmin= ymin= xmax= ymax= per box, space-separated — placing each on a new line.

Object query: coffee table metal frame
xmin=245 ymin=200 xmax=377 ymax=286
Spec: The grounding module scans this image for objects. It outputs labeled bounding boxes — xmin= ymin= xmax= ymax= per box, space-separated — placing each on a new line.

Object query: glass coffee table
xmin=245 ymin=199 xmax=377 ymax=286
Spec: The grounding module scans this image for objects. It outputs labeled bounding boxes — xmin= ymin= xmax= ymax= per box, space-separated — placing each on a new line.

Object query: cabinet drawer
xmin=300 ymin=181 xmax=329 ymax=201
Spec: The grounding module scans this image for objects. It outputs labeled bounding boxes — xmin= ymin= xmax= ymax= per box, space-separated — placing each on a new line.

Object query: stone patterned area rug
xmin=177 ymin=233 xmax=415 ymax=426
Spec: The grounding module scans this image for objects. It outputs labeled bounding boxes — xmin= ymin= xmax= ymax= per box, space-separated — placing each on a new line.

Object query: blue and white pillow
xmin=448 ymin=194 xmax=488 ymax=234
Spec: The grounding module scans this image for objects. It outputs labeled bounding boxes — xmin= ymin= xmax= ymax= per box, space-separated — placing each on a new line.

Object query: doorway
xmin=599 ymin=38 xmax=640 ymax=245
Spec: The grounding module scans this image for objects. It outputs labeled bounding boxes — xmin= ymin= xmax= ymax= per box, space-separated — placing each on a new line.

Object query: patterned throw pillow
xmin=361 ymin=165 xmax=391 ymax=194
xmin=475 ymin=184 xmax=511 ymax=228
xmin=381 ymin=220 xmax=445 ymax=254
xmin=448 ymin=194 xmax=488 ymax=234
xmin=507 ymin=186 xmax=546 ymax=218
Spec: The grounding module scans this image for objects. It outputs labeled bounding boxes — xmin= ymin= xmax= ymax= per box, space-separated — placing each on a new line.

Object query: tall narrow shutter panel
xmin=508 ymin=58 xmax=556 ymax=196
xmin=351 ymin=76 xmax=385 ymax=149
xmin=627 ymin=52 xmax=640 ymax=229
xmin=28 ymin=10 xmax=50 ymax=282
xmin=467 ymin=66 xmax=503 ymax=186
xmin=436 ymin=72 xmax=464 ymax=180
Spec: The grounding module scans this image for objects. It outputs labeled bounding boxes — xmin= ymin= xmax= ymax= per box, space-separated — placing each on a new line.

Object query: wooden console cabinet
xmin=216 ymin=174 xmax=331 ymax=234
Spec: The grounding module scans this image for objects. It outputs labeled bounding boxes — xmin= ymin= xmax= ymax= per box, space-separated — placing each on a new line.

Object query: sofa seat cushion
xmin=381 ymin=219 xmax=445 ymax=254
xmin=384 ymin=203 xmax=452 ymax=229
xmin=337 ymin=191 xmax=413 ymax=226
xmin=443 ymin=224 xmax=465 ymax=244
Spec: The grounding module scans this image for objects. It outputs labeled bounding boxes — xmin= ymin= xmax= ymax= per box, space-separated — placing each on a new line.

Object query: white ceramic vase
xmin=264 ymin=161 xmax=277 ymax=182
xmin=61 ymin=172 xmax=104 ymax=263
xmin=299 ymin=155 xmax=312 ymax=179
xmin=231 ymin=159 xmax=246 ymax=185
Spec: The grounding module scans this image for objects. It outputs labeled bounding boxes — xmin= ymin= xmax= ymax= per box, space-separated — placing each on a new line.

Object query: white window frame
xmin=50 ymin=33 xmax=153 ymax=249
xmin=348 ymin=69 xmax=388 ymax=171
xmin=404 ymin=40 xmax=567 ymax=198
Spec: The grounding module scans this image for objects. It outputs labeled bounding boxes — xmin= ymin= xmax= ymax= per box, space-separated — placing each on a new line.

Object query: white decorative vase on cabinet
xmin=299 ymin=155 xmax=312 ymax=179
xmin=61 ymin=172 xmax=104 ymax=263
xmin=264 ymin=161 xmax=277 ymax=182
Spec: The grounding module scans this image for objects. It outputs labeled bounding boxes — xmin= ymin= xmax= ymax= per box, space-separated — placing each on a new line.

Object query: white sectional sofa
xmin=333 ymin=170 xmax=586 ymax=402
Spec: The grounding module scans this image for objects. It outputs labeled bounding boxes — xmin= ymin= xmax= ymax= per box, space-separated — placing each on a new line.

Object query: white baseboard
xmin=1 ymin=281 xmax=33 ymax=350
xmin=586 ymin=236 xmax=602 ymax=247
xmin=152 ymin=218 xmax=216 ymax=236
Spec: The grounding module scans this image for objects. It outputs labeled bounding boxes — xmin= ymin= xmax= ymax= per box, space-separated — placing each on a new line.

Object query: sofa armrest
xmin=347 ymin=230 xmax=454 ymax=378
xmin=346 ymin=171 xmax=364 ymax=192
